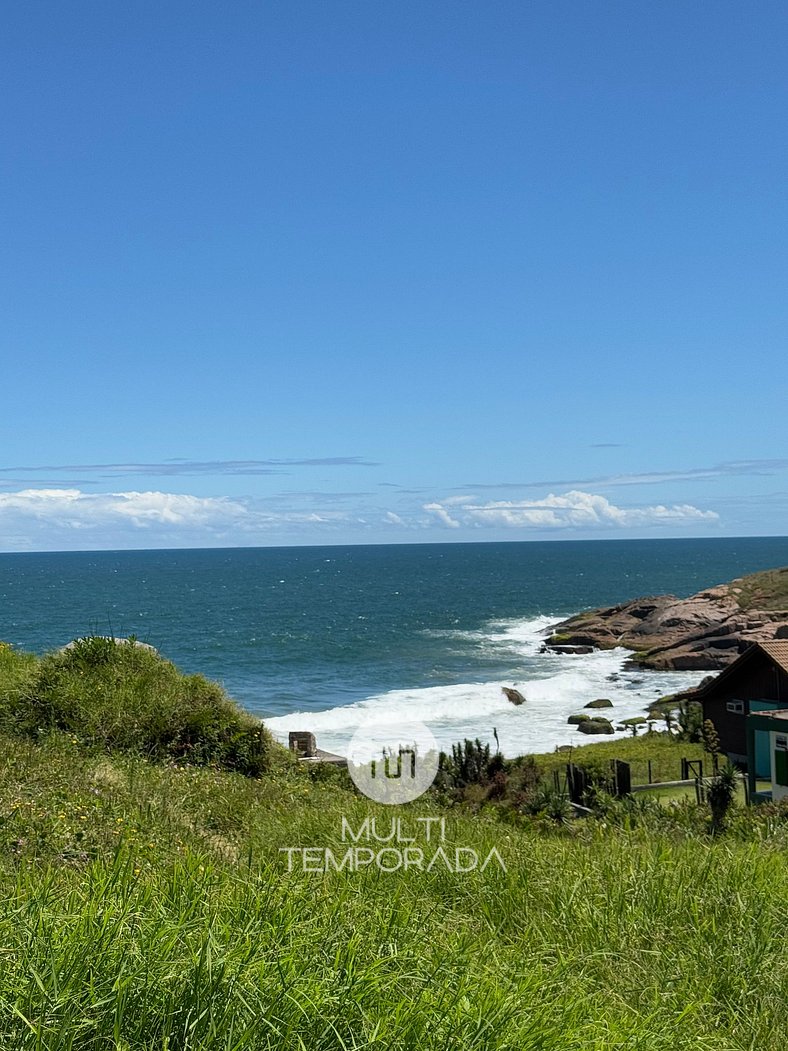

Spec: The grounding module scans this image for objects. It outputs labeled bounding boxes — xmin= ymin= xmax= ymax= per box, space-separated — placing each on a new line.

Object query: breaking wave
xmin=265 ymin=615 xmax=706 ymax=758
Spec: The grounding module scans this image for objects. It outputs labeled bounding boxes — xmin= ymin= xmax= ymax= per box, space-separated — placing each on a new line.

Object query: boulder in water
xmin=577 ymin=718 xmax=614 ymax=735
xmin=502 ymin=686 xmax=526 ymax=706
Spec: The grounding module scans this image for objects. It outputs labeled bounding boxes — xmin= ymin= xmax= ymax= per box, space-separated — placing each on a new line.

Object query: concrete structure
xmin=288 ymin=731 xmax=317 ymax=758
xmin=288 ymin=731 xmax=347 ymax=767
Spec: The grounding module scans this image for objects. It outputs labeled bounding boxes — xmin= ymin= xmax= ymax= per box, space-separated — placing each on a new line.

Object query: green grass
xmin=4 ymin=735 xmax=788 ymax=1048
xmin=4 ymin=734 xmax=788 ymax=1049
xmin=731 ymin=566 xmax=788 ymax=611
xmin=642 ymin=779 xmax=772 ymax=806
xmin=3 ymin=640 xmax=788 ymax=1047
xmin=526 ymin=730 xmax=708 ymax=785
xmin=1 ymin=636 xmax=278 ymax=776
xmin=0 ymin=641 xmax=38 ymax=729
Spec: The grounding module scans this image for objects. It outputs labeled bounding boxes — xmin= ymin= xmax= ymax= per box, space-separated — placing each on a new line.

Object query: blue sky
xmin=1 ymin=0 xmax=786 ymax=550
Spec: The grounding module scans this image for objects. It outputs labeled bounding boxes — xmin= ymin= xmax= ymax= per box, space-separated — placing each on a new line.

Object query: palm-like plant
xmin=706 ymin=763 xmax=738 ymax=834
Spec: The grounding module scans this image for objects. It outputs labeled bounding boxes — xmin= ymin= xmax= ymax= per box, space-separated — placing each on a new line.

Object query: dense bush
xmin=438 ymin=737 xmax=505 ymax=788
xmin=17 ymin=636 xmax=276 ymax=777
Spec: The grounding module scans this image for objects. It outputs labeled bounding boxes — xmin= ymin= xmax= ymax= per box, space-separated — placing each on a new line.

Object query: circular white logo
xmin=347 ymin=720 xmax=440 ymax=804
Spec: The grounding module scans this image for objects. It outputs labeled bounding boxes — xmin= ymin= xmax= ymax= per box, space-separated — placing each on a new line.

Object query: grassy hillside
xmin=1 ymin=635 xmax=276 ymax=775
xmin=731 ymin=566 xmax=788 ymax=610
xmin=1 ymin=638 xmax=787 ymax=1048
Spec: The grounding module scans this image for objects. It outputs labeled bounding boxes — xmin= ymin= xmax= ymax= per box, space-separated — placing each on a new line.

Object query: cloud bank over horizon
xmin=423 ymin=491 xmax=720 ymax=531
xmin=0 ymin=486 xmax=721 ymax=551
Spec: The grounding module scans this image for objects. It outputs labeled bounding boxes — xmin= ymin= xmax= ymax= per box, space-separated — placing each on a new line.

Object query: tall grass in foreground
xmin=4 ymin=826 xmax=788 ymax=1049
xmin=2 ymin=734 xmax=788 ymax=1048
xmin=2 ymin=639 xmax=787 ymax=1048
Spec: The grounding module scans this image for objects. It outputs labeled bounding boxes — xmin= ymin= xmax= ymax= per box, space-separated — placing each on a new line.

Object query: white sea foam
xmin=264 ymin=615 xmax=708 ymax=759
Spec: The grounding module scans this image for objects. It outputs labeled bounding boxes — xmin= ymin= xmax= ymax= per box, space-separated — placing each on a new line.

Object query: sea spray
xmin=265 ymin=614 xmax=706 ymax=758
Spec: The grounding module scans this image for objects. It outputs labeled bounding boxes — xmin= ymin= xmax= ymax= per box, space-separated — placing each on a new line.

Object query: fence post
xmin=648 ymin=759 xmax=652 ymax=785
xmin=611 ymin=759 xmax=631 ymax=797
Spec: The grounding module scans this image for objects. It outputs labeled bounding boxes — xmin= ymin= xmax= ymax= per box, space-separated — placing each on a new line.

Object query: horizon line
xmin=1 ymin=534 xmax=787 ymax=557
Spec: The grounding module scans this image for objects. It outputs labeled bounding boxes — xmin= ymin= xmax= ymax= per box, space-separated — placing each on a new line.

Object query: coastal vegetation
xmin=732 ymin=566 xmax=788 ymax=610
xmin=1 ymin=636 xmax=276 ymax=776
xmin=1 ymin=638 xmax=788 ymax=1047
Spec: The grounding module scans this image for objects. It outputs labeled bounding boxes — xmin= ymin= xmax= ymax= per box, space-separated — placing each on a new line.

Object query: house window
xmin=726 ymin=700 xmax=745 ymax=714
xmin=776 ymin=736 xmax=788 ymax=752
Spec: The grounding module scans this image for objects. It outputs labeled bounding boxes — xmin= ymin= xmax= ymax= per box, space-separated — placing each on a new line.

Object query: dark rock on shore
xmin=584 ymin=698 xmax=613 ymax=709
xmin=546 ymin=644 xmax=594 ymax=655
xmin=577 ymin=717 xmax=614 ymax=735
xmin=502 ymin=686 xmax=526 ymax=706
xmin=544 ymin=567 xmax=788 ymax=671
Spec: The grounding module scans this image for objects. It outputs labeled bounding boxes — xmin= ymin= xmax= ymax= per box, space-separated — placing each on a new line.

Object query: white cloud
xmin=0 ymin=489 xmax=248 ymax=529
xmin=0 ymin=488 xmax=358 ymax=550
xmin=424 ymin=490 xmax=719 ymax=531
xmin=0 ymin=486 xmax=722 ymax=551
xmin=422 ymin=502 xmax=461 ymax=529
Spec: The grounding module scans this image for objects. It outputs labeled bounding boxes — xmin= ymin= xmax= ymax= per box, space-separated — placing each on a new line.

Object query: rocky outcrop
xmin=544 ymin=567 xmax=788 ymax=671
xmin=502 ymin=686 xmax=526 ymax=706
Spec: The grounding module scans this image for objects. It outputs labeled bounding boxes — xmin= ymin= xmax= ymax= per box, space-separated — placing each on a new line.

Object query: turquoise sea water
xmin=1 ymin=537 xmax=787 ymax=756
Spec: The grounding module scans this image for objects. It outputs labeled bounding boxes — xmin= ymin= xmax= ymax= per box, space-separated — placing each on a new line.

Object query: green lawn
xmin=527 ymin=729 xmax=708 ymax=783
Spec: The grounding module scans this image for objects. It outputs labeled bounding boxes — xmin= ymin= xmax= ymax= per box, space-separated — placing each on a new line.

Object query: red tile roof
xmin=675 ymin=640 xmax=788 ymax=701
xmin=758 ymin=640 xmax=788 ymax=675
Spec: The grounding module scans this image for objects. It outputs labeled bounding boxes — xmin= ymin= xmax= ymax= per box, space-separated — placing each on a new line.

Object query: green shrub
xmin=438 ymin=738 xmax=505 ymax=788
xmin=0 ymin=642 xmax=39 ymax=730
xmin=20 ymin=636 xmax=275 ymax=776
xmin=520 ymin=782 xmax=572 ymax=824
xmin=676 ymin=700 xmax=703 ymax=742
xmin=706 ymin=762 xmax=739 ymax=834
xmin=702 ymin=718 xmax=721 ymax=769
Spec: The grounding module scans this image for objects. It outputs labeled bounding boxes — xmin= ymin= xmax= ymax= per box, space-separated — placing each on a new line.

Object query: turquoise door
xmin=752 ymin=702 xmax=784 ymax=778
xmin=755 ymin=731 xmax=772 ymax=779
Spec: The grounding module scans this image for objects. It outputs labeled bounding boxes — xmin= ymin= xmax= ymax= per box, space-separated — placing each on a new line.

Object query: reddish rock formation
xmin=544 ymin=568 xmax=788 ymax=671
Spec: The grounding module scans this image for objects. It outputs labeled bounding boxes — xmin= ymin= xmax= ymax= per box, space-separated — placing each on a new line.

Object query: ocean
xmin=1 ymin=537 xmax=787 ymax=758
